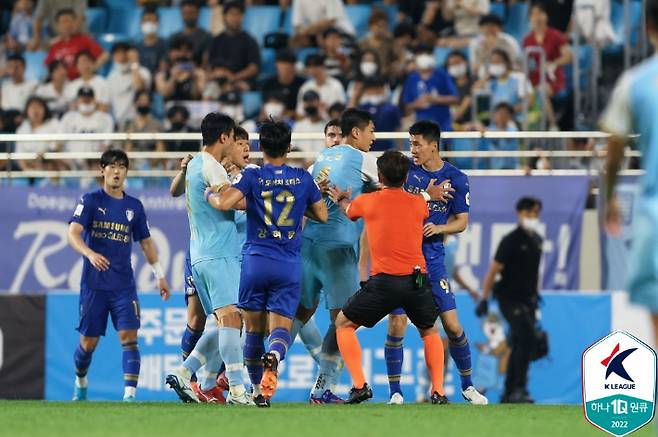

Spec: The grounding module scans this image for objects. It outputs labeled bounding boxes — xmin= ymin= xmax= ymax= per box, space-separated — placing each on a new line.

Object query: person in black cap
xmin=469 ymin=13 xmax=522 ymax=78
xmin=260 ymin=49 xmax=306 ymax=119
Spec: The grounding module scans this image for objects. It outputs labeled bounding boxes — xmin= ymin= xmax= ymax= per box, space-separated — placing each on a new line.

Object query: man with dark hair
xmin=136 ymin=6 xmax=168 ymax=75
xmin=324 ymin=118 xmax=342 ymax=147
xmin=469 ymin=13 xmax=522 ymax=78
xmin=358 ymin=76 xmax=401 ymax=151
xmin=297 ymin=53 xmax=346 ymax=118
xmin=67 ymin=149 xmax=170 ymax=402
xmin=293 ymin=90 xmax=327 ymax=153
xmin=169 ymin=0 xmax=211 ymax=66
xmin=210 ymin=120 xmax=327 ymax=407
xmin=206 ymin=1 xmax=260 ymax=90
xmin=1 ymin=54 xmax=36 ymax=111
xmin=327 ymin=150 xmax=448 ymax=405
xmin=30 ymin=0 xmax=86 ymax=48
xmin=166 ymin=112 xmax=254 ymax=406
xmin=45 ymin=8 xmax=108 ymax=80
xmin=382 ymin=120 xmax=487 ymax=406
xmin=261 ymin=49 xmax=306 ymax=119
xmin=477 ymin=196 xmax=543 ymax=403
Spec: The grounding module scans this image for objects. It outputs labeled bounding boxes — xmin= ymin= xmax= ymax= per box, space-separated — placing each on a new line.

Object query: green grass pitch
xmin=0 ymin=402 xmax=656 ymax=437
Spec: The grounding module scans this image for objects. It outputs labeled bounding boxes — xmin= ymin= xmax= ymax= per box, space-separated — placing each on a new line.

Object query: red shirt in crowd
xmin=523 ymin=27 xmax=568 ymax=94
xmin=45 ymin=33 xmax=104 ymax=80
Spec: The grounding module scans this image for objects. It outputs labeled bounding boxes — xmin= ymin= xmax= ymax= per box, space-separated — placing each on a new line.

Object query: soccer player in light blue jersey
xmin=211 ymin=119 xmax=328 ymax=407
xmin=384 ymin=121 xmax=488 ymax=405
xmin=166 ymin=113 xmax=253 ymax=405
xmin=67 ymin=149 xmax=170 ymax=402
xmin=602 ymin=0 xmax=658 ymax=348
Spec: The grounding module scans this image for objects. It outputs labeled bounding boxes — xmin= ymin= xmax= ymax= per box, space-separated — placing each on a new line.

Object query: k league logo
xmin=582 ymin=331 xmax=656 ymax=436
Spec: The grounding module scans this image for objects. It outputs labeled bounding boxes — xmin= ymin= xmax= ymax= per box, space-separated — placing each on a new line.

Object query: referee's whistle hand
xmin=87 ymin=251 xmax=110 ymax=271
xmin=426 ymin=178 xmax=455 ymax=202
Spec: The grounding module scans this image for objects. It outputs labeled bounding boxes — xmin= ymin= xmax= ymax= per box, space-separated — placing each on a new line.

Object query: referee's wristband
xmin=421 ymin=191 xmax=431 ymax=202
xmin=150 ymin=261 xmax=165 ymax=280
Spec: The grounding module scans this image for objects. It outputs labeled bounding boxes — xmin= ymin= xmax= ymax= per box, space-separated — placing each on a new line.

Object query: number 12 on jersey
xmin=262 ymin=190 xmax=295 ymax=227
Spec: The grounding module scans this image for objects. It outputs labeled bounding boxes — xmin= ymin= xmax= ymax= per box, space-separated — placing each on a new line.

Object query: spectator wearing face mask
xmin=64 ymin=51 xmax=110 ymax=112
xmin=296 ymin=53 xmax=346 ymax=119
xmin=165 ymin=104 xmax=197 ymax=153
xmin=1 ymin=54 xmax=37 ymax=112
xmin=107 ymin=43 xmax=151 ymax=126
xmin=469 ymin=14 xmax=522 ymax=79
xmin=402 ymin=45 xmax=458 ymax=132
xmin=136 ymin=6 xmax=168 ymax=75
xmin=359 ymin=8 xmax=396 ymax=79
xmin=293 ymin=90 xmax=328 ymax=154
xmin=444 ymin=51 xmax=473 ymax=126
xmin=60 ymin=86 xmax=114 ymax=167
xmin=358 ymin=77 xmax=401 ymax=151
xmin=261 ymin=93 xmax=294 ymax=128
xmin=122 ymin=91 xmax=163 ymax=150
xmin=261 ymin=49 xmax=306 ymax=120
xmin=169 ymin=0 xmax=211 ymax=66
xmin=347 ymin=49 xmax=386 ymax=108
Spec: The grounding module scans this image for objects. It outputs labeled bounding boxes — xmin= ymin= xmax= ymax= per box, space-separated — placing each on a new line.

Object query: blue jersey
xmin=600 ymin=56 xmax=658 ymax=197
xmin=303 ymin=144 xmax=379 ymax=248
xmin=402 ymin=69 xmax=458 ymax=132
xmin=69 ymin=189 xmax=150 ymax=291
xmin=404 ymin=160 xmax=470 ymax=264
xmin=233 ymin=163 xmax=322 ymax=260
xmin=186 ymin=151 xmax=241 ymax=264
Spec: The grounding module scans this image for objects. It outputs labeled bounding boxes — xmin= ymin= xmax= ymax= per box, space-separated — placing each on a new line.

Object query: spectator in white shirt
xmin=15 ymin=96 xmax=62 ymax=170
xmin=64 ymin=51 xmax=110 ymax=111
xmin=107 ymin=42 xmax=151 ymax=126
xmin=1 ymin=54 xmax=37 ymax=112
xmin=293 ymin=90 xmax=328 ymax=155
xmin=469 ymin=14 xmax=522 ymax=79
xmin=296 ymin=53 xmax=346 ymax=118
xmin=35 ymin=60 xmax=69 ymax=118
xmin=291 ymin=0 xmax=355 ymax=48
xmin=60 ymin=86 xmax=114 ymax=167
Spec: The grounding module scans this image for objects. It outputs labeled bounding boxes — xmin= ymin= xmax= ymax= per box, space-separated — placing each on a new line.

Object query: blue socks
xmin=312 ymin=323 xmax=343 ymax=397
xmin=385 ymin=335 xmax=404 ymax=397
xmin=299 ymin=318 xmax=323 ymax=365
xmin=449 ymin=332 xmax=473 ymax=390
xmin=217 ymin=327 xmax=244 ymax=388
xmin=122 ymin=341 xmax=140 ymax=388
xmin=181 ymin=325 xmax=204 ymax=360
xmin=74 ymin=344 xmax=93 ymax=378
xmin=268 ymin=327 xmax=290 ymax=362
xmin=244 ymin=331 xmax=265 ymax=387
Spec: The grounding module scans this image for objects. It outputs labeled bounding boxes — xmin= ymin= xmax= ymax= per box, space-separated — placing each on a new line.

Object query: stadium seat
xmin=244 ymin=6 xmax=281 ymax=46
xmin=156 ymin=7 xmax=184 ymax=39
xmin=24 ymin=51 xmax=47 ymax=82
xmin=503 ymin=2 xmax=529 ymax=41
xmin=242 ymin=91 xmax=262 ymax=119
xmin=490 ymin=2 xmax=506 ymax=20
xmin=103 ymin=0 xmax=136 ymax=8
xmin=261 ymin=48 xmax=277 ymax=77
xmin=345 ymin=4 xmax=371 ymax=38
xmin=98 ymin=33 xmax=130 ymax=53
xmin=373 ymin=2 xmax=398 ymax=27
xmin=85 ymin=8 xmax=107 ymax=35
xmin=434 ymin=46 xmax=468 ymax=68
xmin=198 ymin=6 xmax=212 ymax=32
xmin=106 ymin=8 xmax=131 ymax=34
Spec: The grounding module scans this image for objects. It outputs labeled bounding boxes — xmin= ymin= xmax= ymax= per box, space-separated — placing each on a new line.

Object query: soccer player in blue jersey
xmin=383 ymin=120 xmax=488 ymax=405
xmin=602 ymin=0 xmax=658 ymax=348
xmin=67 ymin=149 xmax=170 ymax=402
xmin=166 ymin=112 xmax=253 ymax=405
xmin=211 ymin=119 xmax=328 ymax=406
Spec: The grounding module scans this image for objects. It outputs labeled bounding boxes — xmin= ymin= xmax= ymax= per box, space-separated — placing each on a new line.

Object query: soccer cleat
xmin=191 ymin=382 xmax=226 ymax=404
xmin=260 ymin=352 xmax=279 ymax=400
xmin=253 ymin=394 xmax=271 ymax=408
xmin=122 ymin=395 xmax=135 ymax=402
xmin=227 ymin=391 xmax=256 ymax=406
xmin=388 ymin=392 xmax=404 ymax=405
xmin=165 ymin=367 xmax=199 ymax=403
xmin=346 ymin=383 xmax=373 ymax=404
xmin=462 ymin=386 xmax=488 ymax=405
xmin=430 ymin=391 xmax=449 ymax=405
xmin=309 ymin=390 xmax=346 ymax=404
xmin=72 ymin=386 xmax=88 ymax=401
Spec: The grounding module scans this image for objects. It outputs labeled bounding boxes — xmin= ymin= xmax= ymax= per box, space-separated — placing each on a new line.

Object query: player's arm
xmin=423 ymin=212 xmax=469 ymax=237
xmin=169 ymin=154 xmax=193 ymax=197
xmin=67 ymin=222 xmax=110 ymax=271
xmin=304 ymin=199 xmax=328 ymax=223
xmin=207 ymin=185 xmax=247 ymax=211
xmin=138 ymin=237 xmax=170 ymax=301
xmin=328 ymin=185 xmax=353 ymax=216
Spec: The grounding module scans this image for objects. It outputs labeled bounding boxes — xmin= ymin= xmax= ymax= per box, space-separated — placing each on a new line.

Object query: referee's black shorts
xmin=342 ymin=273 xmax=439 ymax=329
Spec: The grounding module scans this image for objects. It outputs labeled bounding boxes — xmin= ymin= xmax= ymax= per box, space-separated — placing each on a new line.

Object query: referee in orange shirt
xmin=329 ymin=150 xmax=447 ymax=405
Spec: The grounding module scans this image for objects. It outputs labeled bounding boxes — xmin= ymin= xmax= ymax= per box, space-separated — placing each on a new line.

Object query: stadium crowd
xmin=0 ymin=0 xmax=634 ymax=182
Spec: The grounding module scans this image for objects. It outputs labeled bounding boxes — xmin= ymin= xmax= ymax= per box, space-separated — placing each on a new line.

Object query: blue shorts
xmin=390 ymin=262 xmax=456 ymax=316
xmin=77 ymin=287 xmax=140 ymax=337
xmin=184 ymin=254 xmax=198 ymax=306
xmin=192 ymin=257 xmax=241 ymax=316
xmin=239 ymin=254 xmax=301 ymax=319
xmin=301 ymin=239 xmax=359 ymax=310
xmin=628 ymin=200 xmax=658 ymax=312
